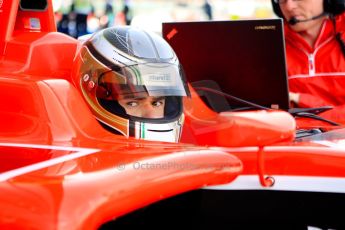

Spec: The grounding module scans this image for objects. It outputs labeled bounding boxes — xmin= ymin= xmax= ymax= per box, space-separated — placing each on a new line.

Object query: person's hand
xmin=289 ymin=92 xmax=300 ymax=105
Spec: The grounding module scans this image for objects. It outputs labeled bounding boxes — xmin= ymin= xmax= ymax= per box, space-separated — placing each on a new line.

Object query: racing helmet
xmin=72 ymin=26 xmax=190 ymax=143
xmin=271 ymin=0 xmax=345 ymax=18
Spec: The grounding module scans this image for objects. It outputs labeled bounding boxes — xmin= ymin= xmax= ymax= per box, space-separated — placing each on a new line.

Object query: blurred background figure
xmin=102 ymin=0 xmax=115 ymax=28
xmin=115 ymin=0 xmax=133 ymax=25
xmin=91 ymin=0 xmax=115 ymax=31
xmin=54 ymin=0 xmax=275 ymax=37
xmin=123 ymin=0 xmax=133 ymax=25
xmin=202 ymin=0 xmax=213 ymax=20
xmin=55 ymin=0 xmax=73 ymax=35
xmin=71 ymin=0 xmax=95 ymax=38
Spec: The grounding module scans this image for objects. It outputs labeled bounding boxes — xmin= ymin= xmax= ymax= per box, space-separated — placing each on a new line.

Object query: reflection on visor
xmin=98 ymin=63 xmax=188 ymax=98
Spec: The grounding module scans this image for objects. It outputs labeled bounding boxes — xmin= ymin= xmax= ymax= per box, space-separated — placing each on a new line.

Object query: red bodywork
xmin=1 ymin=1 xmax=345 ymax=229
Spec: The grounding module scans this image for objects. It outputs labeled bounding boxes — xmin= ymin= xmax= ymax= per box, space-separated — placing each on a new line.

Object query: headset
xmin=271 ymin=0 xmax=345 ymax=57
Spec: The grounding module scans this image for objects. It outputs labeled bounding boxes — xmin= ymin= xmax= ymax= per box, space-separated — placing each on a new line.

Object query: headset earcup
xmin=324 ymin=0 xmax=345 ymax=15
xmin=271 ymin=0 xmax=283 ymax=18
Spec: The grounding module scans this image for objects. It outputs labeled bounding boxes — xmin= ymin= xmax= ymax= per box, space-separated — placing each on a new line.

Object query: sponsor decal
xmin=148 ymin=74 xmax=171 ymax=82
xmin=167 ymin=28 xmax=178 ymax=40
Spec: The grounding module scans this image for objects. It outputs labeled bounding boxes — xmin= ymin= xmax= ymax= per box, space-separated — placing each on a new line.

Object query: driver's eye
xmin=152 ymin=100 xmax=164 ymax=107
xmin=126 ymin=101 xmax=139 ymax=107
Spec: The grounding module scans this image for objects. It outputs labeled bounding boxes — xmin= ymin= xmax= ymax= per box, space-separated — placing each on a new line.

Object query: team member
xmin=271 ymin=0 xmax=345 ymax=124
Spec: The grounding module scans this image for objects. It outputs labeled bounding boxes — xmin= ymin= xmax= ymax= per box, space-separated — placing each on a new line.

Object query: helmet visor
xmin=98 ymin=63 xmax=189 ymax=99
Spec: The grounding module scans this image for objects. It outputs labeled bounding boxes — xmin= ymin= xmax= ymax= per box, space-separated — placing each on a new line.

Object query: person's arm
xmin=289 ymin=92 xmax=300 ymax=105
xmin=290 ymin=92 xmax=331 ymax=108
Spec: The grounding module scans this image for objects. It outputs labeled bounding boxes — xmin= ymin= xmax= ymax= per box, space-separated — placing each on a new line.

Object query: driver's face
xmin=118 ymin=96 xmax=165 ymax=119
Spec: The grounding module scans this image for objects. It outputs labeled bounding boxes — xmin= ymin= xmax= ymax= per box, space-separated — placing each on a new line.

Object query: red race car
xmin=1 ymin=1 xmax=345 ymax=229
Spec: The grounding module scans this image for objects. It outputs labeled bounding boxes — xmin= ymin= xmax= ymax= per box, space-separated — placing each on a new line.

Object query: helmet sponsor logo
xmin=88 ymin=80 xmax=95 ymax=90
xmin=148 ymin=74 xmax=171 ymax=82
xmin=83 ymin=74 xmax=90 ymax=82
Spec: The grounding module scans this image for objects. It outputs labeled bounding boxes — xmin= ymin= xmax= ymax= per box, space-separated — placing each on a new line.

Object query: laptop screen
xmin=162 ymin=19 xmax=290 ymax=111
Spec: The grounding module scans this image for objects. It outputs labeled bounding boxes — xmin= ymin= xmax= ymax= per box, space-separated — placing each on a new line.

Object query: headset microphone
xmin=288 ymin=12 xmax=327 ymax=25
